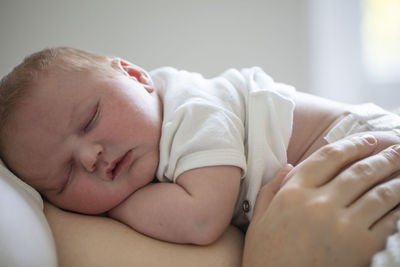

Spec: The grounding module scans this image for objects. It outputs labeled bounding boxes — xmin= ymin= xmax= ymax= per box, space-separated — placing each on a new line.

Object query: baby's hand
xmin=252 ymin=164 xmax=293 ymax=221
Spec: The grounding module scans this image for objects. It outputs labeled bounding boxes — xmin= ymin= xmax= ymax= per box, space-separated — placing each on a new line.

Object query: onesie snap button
xmin=242 ymin=200 xmax=251 ymax=213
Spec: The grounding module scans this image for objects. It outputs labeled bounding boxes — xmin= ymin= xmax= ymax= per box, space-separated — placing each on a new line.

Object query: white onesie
xmin=150 ymin=67 xmax=295 ymax=227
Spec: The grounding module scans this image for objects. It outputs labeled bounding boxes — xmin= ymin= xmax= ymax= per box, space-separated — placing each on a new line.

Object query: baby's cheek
xmin=53 ymin=180 xmax=120 ymax=215
xmin=74 ymin=185 xmax=123 ymax=214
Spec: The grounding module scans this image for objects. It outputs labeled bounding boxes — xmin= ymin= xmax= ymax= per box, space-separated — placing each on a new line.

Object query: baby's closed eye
xmin=82 ymin=101 xmax=101 ymax=133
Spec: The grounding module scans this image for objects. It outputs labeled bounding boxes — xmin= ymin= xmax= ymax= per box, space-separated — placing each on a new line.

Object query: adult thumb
xmin=253 ymin=164 xmax=294 ymax=219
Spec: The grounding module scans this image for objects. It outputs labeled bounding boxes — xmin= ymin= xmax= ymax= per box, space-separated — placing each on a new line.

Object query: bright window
xmin=362 ymin=0 xmax=400 ymax=81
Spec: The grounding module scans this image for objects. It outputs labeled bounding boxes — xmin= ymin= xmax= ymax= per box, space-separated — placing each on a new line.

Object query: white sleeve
xmin=157 ymin=102 xmax=247 ymax=182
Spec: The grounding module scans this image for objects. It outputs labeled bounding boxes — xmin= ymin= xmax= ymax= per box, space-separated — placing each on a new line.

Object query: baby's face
xmin=3 ymin=69 xmax=162 ymax=214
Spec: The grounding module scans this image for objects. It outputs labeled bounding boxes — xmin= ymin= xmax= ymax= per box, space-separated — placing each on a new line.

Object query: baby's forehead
xmin=4 ymin=76 xmax=73 ymax=146
xmin=28 ymin=71 xmax=94 ymax=102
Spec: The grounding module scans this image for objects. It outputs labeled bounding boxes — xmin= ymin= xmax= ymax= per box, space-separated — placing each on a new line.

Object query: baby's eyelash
xmin=83 ymin=102 xmax=100 ymax=133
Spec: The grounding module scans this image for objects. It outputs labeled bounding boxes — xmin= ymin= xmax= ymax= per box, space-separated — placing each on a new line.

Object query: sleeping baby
xmin=1 ymin=47 xmax=400 ymax=244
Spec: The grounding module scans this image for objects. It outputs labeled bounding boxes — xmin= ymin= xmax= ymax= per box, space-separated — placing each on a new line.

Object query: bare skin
xmin=244 ymin=136 xmax=400 ymax=267
xmin=44 ymin=202 xmax=244 ymax=267
xmin=3 ymin=56 xmax=400 ymax=246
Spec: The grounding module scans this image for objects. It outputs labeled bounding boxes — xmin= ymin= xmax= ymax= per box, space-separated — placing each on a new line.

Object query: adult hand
xmin=243 ymin=135 xmax=400 ymax=267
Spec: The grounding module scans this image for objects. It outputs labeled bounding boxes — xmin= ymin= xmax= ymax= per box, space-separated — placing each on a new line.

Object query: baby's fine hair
xmin=0 ymin=47 xmax=120 ymax=156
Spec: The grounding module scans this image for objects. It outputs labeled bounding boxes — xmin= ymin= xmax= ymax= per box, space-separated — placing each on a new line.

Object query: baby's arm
xmin=108 ymin=166 xmax=241 ymax=245
xmin=286 ymin=90 xmax=400 ymax=164
xmin=286 ymin=90 xmax=351 ymax=164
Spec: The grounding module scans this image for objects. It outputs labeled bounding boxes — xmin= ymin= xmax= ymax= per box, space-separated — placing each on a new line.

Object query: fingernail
xmin=362 ymin=134 xmax=377 ymax=145
xmin=393 ymin=144 xmax=400 ymax=153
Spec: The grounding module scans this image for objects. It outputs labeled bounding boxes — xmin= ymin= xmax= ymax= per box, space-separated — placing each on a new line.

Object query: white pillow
xmin=0 ymin=159 xmax=57 ymax=267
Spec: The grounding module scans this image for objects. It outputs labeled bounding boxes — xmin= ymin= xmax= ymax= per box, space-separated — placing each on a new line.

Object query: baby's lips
xmin=108 ymin=150 xmax=134 ymax=180
xmin=105 ymin=155 xmax=124 ymax=180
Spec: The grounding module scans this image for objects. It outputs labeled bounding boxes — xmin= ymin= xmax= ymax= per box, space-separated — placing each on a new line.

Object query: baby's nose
xmin=80 ymin=144 xmax=104 ymax=172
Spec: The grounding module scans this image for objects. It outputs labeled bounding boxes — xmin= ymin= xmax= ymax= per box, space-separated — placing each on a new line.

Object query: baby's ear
xmin=111 ymin=58 xmax=154 ymax=92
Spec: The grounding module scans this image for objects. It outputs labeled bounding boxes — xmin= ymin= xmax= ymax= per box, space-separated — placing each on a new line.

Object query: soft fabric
xmin=325 ymin=103 xmax=400 ymax=143
xmin=151 ymin=67 xmax=295 ymax=223
xmin=0 ymin=159 xmax=57 ymax=267
xmin=372 ymin=220 xmax=400 ymax=267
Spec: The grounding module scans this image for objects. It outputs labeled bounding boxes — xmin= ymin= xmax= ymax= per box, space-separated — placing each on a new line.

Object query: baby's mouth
xmin=106 ymin=150 xmax=133 ymax=180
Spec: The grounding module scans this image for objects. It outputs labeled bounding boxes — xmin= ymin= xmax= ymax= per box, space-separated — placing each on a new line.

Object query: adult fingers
xmin=370 ymin=205 xmax=400 ymax=252
xmin=349 ymin=177 xmax=400 ymax=228
xmin=330 ymin=145 xmax=400 ymax=207
xmin=252 ymin=164 xmax=293 ymax=220
xmin=292 ymin=135 xmax=377 ymax=188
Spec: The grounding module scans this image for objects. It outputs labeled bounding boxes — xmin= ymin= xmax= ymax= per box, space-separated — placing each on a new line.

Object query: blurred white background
xmin=0 ymin=0 xmax=399 ymax=109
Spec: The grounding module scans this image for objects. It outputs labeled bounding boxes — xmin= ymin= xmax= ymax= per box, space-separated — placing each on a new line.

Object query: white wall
xmin=2 ymin=0 xmax=397 ymax=109
xmin=0 ymin=0 xmax=309 ymax=91
xmin=307 ymin=0 xmax=400 ymax=110
xmin=308 ymin=0 xmax=363 ymax=103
